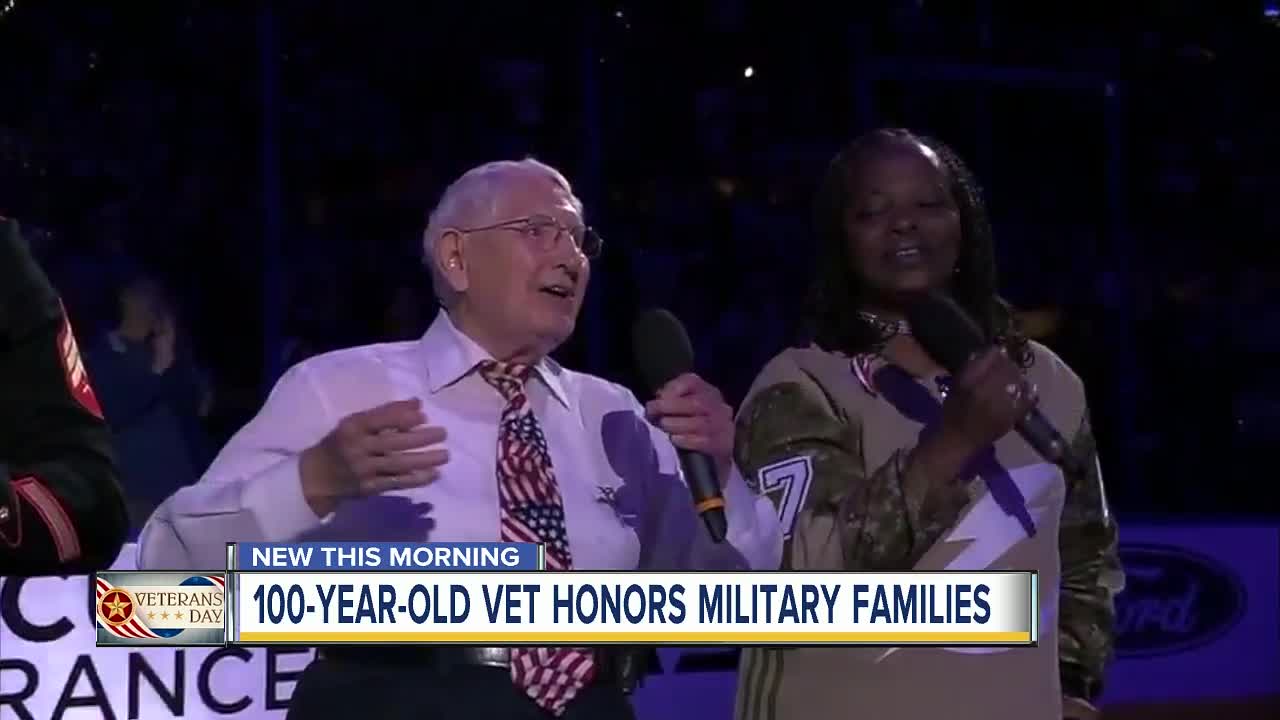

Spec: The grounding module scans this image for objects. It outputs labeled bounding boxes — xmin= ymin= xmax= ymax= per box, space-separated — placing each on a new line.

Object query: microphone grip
xmin=1016 ymin=410 xmax=1086 ymax=477
xmin=678 ymin=449 xmax=728 ymax=543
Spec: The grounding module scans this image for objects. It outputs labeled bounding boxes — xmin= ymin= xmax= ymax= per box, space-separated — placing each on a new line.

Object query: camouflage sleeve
xmin=1057 ymin=411 xmax=1124 ymax=703
xmin=734 ymin=363 xmax=969 ymax=571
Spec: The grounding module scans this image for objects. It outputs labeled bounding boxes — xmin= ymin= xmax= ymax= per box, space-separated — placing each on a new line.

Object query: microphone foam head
xmin=632 ymin=308 xmax=694 ymax=393
xmin=906 ymin=291 xmax=986 ymax=374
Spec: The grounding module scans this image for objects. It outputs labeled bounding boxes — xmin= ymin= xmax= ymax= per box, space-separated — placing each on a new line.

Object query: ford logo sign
xmin=1115 ymin=543 xmax=1247 ymax=658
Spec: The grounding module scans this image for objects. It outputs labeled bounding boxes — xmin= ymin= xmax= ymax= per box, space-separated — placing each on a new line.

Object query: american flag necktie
xmin=477 ymin=360 xmax=597 ymax=716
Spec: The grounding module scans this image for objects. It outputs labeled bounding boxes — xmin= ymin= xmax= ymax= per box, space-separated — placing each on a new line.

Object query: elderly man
xmin=136 ymin=159 xmax=783 ymax=719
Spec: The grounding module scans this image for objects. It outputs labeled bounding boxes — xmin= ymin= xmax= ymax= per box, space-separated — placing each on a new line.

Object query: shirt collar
xmin=849 ymin=350 xmax=951 ymax=399
xmin=420 ymin=310 xmax=571 ymax=409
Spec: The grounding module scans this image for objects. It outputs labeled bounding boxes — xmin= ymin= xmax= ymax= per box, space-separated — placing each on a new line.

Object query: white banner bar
xmin=232 ymin=571 xmax=1036 ymax=645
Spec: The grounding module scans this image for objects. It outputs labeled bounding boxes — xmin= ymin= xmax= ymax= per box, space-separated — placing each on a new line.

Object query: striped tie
xmin=477 ymin=360 xmax=597 ymax=716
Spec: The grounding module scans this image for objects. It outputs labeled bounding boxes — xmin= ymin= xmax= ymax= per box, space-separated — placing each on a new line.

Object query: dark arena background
xmin=2 ymin=1 xmax=1278 ymax=718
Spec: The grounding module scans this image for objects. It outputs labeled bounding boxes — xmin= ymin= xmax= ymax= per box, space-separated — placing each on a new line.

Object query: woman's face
xmin=841 ymin=138 xmax=962 ymax=309
xmin=120 ymin=280 xmax=165 ymax=331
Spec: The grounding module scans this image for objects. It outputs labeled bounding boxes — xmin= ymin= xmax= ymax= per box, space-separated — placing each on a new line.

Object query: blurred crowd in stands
xmin=2 ymin=1 xmax=1278 ymax=534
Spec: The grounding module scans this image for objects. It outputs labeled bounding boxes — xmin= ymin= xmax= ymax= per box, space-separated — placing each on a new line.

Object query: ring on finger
xmin=1004 ymin=382 xmax=1024 ymax=405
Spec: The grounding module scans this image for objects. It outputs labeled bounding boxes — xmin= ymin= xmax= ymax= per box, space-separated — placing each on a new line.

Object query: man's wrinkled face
xmin=453 ymin=174 xmax=591 ymax=356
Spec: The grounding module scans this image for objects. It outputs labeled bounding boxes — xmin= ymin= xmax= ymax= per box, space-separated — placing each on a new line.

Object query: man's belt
xmin=316 ymin=645 xmax=648 ymax=694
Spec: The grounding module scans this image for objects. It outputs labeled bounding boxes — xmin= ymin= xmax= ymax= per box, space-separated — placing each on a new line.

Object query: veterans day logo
xmin=94 ymin=571 xmax=226 ymax=646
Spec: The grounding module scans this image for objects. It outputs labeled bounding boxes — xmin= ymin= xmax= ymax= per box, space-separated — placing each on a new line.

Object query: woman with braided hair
xmin=732 ymin=129 xmax=1122 ymax=720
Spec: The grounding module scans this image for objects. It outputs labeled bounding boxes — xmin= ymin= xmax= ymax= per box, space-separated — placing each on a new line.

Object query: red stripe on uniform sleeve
xmin=13 ymin=476 xmax=82 ymax=563
xmin=56 ymin=304 xmax=105 ymax=420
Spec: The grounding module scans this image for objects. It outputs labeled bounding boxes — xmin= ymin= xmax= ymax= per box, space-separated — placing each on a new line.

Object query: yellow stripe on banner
xmin=238 ymin=631 xmax=1032 ymax=643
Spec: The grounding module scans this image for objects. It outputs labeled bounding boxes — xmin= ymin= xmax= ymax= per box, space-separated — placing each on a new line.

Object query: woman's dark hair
xmin=802 ymin=128 xmax=1031 ymax=368
xmin=105 ymin=264 xmax=174 ymax=328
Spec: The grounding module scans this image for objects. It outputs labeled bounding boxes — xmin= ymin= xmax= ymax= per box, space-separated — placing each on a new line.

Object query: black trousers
xmin=287 ymin=654 xmax=637 ymax=720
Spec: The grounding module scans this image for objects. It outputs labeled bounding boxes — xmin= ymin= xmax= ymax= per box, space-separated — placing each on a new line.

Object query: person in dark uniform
xmin=0 ymin=216 xmax=129 ymax=576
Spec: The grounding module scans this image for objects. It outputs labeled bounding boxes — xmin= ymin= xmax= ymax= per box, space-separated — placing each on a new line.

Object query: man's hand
xmin=644 ymin=373 xmax=735 ymax=483
xmin=300 ymin=398 xmax=449 ymax=517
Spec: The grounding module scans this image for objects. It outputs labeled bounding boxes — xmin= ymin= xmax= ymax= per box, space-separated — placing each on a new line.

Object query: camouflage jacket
xmin=733 ymin=341 xmax=1123 ymax=718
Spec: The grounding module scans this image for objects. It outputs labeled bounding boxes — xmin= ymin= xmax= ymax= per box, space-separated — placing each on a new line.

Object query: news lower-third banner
xmin=95 ymin=542 xmax=1037 ymax=648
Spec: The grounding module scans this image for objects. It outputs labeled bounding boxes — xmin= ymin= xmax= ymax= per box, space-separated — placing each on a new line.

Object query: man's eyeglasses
xmin=454 ymin=215 xmax=603 ymax=259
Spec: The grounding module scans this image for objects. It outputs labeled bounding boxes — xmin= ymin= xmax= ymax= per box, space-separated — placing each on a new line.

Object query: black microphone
xmin=632 ymin=308 xmax=728 ymax=543
xmin=906 ymin=292 xmax=1085 ymax=476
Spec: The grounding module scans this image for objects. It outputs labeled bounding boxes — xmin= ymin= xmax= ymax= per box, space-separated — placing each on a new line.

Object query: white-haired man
xmin=136 ymin=159 xmax=783 ymax=719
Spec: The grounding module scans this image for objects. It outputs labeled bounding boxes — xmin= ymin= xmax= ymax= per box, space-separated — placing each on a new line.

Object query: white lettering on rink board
xmin=0 ymin=547 xmax=309 ymax=720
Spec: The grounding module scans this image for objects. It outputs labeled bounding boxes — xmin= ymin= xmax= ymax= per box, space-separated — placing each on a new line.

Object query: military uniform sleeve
xmin=734 ymin=354 xmax=969 ymax=570
xmin=0 ymin=219 xmax=129 ymax=576
xmin=1057 ymin=410 xmax=1124 ymax=704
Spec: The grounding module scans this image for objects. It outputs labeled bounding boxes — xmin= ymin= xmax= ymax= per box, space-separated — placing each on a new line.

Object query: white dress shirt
xmin=137 ymin=311 xmax=782 ymax=572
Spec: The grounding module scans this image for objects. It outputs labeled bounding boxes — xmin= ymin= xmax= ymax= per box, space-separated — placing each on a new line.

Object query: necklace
xmin=858 ymin=310 xmax=912 ymax=338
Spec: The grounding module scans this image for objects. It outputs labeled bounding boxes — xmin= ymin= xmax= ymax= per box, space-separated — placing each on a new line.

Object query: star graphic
xmin=104 ymin=595 xmax=128 ymax=620
xmin=147 ymin=611 xmax=156 ymax=620
xmin=161 ymin=611 xmax=170 ymax=620
xmin=174 ymin=611 xmax=184 ymax=620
